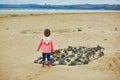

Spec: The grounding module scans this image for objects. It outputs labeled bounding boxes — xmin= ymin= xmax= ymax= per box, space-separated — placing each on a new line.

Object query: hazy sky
xmin=0 ymin=0 xmax=120 ymax=5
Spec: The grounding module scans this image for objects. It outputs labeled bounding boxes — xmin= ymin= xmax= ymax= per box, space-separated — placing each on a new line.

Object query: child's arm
xmin=37 ymin=39 xmax=43 ymax=51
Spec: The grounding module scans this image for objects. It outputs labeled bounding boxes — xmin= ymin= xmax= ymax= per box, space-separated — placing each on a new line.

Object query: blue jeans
xmin=42 ymin=53 xmax=51 ymax=62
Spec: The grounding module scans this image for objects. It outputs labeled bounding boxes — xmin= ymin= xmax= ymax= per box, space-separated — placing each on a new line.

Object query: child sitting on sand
xmin=37 ymin=29 xmax=54 ymax=67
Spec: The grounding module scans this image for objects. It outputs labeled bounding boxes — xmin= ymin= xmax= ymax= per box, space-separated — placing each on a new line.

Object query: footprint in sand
xmin=29 ymin=77 xmax=33 ymax=80
xmin=26 ymin=68 xmax=52 ymax=80
xmin=26 ymin=75 xmax=33 ymax=80
xmin=34 ymin=68 xmax=52 ymax=77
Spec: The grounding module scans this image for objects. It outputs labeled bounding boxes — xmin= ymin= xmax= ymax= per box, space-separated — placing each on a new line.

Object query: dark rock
xmin=69 ymin=54 xmax=75 ymax=58
xmin=34 ymin=60 xmax=38 ymax=63
xmin=83 ymin=61 xmax=89 ymax=64
xmin=37 ymin=57 xmax=42 ymax=60
xmin=78 ymin=28 xmax=82 ymax=31
xmin=115 ymin=27 xmax=118 ymax=31
xmin=66 ymin=58 xmax=71 ymax=62
xmin=59 ymin=58 xmax=66 ymax=65
xmin=68 ymin=61 xmax=77 ymax=66
xmin=51 ymin=63 xmax=57 ymax=66
xmin=104 ymin=39 xmax=107 ymax=40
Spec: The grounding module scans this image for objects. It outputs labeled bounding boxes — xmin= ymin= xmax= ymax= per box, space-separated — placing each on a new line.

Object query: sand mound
xmin=89 ymin=53 xmax=120 ymax=73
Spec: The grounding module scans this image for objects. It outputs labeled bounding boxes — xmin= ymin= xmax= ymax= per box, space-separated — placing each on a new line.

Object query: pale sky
xmin=0 ymin=0 xmax=120 ymax=5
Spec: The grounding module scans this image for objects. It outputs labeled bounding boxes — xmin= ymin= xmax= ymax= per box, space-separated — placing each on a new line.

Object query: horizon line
xmin=0 ymin=3 xmax=120 ymax=5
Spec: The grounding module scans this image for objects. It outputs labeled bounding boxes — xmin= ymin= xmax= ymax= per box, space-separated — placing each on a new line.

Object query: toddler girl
xmin=37 ymin=29 xmax=54 ymax=67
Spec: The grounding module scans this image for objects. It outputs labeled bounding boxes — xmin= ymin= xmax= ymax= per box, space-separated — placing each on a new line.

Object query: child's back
xmin=37 ymin=29 xmax=54 ymax=67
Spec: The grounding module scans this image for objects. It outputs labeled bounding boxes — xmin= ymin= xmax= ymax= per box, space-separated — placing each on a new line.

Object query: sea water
xmin=0 ymin=8 xmax=120 ymax=13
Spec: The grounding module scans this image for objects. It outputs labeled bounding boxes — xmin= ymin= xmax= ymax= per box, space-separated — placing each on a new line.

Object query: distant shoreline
xmin=0 ymin=9 xmax=120 ymax=13
xmin=0 ymin=10 xmax=120 ymax=14
xmin=0 ymin=11 xmax=120 ymax=18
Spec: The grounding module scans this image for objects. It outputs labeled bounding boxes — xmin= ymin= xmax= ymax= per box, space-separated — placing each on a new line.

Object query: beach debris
xmin=34 ymin=57 xmax=42 ymax=64
xmin=78 ymin=28 xmax=82 ymax=32
xmin=21 ymin=31 xmax=27 ymax=34
xmin=11 ymin=15 xmax=17 ymax=17
xmin=21 ymin=29 xmax=42 ymax=34
xmin=6 ymin=28 xmax=9 ymax=30
xmin=34 ymin=45 xmax=105 ymax=66
xmin=104 ymin=39 xmax=107 ymax=40
xmin=115 ymin=27 xmax=118 ymax=31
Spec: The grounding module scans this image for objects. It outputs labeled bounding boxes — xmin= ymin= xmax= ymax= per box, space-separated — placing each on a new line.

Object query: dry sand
xmin=0 ymin=12 xmax=120 ymax=80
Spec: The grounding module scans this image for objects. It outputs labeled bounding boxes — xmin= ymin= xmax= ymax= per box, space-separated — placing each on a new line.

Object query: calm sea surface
xmin=0 ymin=8 xmax=120 ymax=13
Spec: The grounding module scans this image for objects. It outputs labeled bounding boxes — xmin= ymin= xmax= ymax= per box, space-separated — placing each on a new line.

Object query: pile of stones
xmin=34 ymin=45 xmax=105 ymax=66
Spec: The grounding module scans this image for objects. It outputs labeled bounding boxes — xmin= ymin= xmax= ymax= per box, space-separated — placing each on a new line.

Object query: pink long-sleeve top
xmin=37 ymin=38 xmax=54 ymax=53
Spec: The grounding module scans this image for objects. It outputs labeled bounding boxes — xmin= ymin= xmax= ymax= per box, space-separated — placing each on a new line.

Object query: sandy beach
xmin=0 ymin=12 xmax=120 ymax=80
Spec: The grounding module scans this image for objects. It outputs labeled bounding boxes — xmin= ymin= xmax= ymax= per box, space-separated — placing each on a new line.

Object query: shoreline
xmin=0 ymin=12 xmax=120 ymax=18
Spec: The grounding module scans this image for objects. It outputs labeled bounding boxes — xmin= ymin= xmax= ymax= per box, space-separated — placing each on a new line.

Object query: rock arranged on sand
xmin=34 ymin=45 xmax=105 ymax=66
